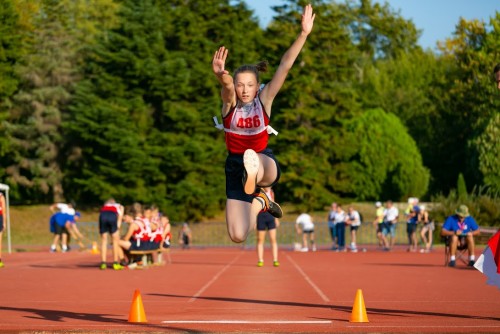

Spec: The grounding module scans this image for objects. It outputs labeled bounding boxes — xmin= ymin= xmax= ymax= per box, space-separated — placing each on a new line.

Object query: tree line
xmin=0 ymin=0 xmax=499 ymax=221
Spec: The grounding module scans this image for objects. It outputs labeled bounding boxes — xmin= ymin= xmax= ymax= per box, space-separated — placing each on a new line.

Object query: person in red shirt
xmin=98 ymin=198 xmax=124 ymax=270
xmin=212 ymin=4 xmax=315 ymax=243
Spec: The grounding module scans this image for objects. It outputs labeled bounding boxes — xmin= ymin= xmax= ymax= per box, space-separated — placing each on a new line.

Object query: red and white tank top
xmin=223 ymin=97 xmax=270 ymax=154
xmin=100 ymin=203 xmax=122 ymax=215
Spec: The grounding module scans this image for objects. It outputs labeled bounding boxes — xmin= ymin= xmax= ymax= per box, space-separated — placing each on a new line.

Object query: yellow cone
xmin=90 ymin=241 xmax=100 ymax=255
xmin=128 ymin=289 xmax=147 ymax=323
xmin=350 ymin=289 xmax=369 ymax=323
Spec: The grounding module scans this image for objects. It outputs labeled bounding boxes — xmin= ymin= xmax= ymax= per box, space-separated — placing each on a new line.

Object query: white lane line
xmin=188 ymin=251 xmax=243 ymax=303
xmin=286 ymin=253 xmax=330 ymax=302
xmin=162 ymin=320 xmax=332 ymax=324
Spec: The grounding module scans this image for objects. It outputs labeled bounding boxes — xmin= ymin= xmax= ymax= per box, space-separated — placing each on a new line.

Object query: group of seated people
xmin=100 ymin=201 xmax=172 ymax=270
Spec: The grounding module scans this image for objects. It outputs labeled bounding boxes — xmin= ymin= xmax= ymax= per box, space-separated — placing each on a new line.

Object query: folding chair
xmin=442 ymin=235 xmax=468 ymax=266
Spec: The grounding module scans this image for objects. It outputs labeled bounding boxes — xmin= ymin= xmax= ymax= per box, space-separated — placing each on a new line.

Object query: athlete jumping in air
xmin=212 ymin=4 xmax=315 ymax=243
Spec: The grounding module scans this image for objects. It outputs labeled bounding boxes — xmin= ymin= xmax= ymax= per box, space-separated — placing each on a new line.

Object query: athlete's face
xmin=235 ymin=72 xmax=258 ymax=104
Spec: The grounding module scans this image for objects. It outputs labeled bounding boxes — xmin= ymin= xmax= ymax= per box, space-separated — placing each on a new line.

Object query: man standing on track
xmin=99 ymin=198 xmax=124 ymax=270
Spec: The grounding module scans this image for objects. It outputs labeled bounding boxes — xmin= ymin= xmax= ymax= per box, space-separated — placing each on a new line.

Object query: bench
xmin=128 ymin=247 xmax=171 ymax=268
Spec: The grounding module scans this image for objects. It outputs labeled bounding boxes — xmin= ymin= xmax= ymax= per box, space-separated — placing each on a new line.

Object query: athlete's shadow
xmin=0 ymin=305 xmax=168 ymax=330
xmin=150 ymin=293 xmax=500 ymax=322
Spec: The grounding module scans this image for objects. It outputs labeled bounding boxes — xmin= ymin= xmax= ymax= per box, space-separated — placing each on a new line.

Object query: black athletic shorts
xmin=99 ymin=211 xmax=118 ymax=234
xmin=54 ymin=223 xmax=68 ymax=236
xmin=257 ymin=211 xmax=276 ymax=231
xmin=225 ymin=148 xmax=281 ymax=203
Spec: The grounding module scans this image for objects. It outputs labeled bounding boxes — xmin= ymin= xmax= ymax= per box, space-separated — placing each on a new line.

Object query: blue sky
xmin=246 ymin=0 xmax=500 ymax=50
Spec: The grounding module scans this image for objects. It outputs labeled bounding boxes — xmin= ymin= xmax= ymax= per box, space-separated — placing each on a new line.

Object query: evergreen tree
xmin=66 ymin=0 xmax=263 ymax=220
xmin=337 ymin=108 xmax=429 ymax=201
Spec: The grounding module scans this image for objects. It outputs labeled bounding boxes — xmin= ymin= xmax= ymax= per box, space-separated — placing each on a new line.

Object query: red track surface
xmin=0 ymin=246 xmax=499 ymax=333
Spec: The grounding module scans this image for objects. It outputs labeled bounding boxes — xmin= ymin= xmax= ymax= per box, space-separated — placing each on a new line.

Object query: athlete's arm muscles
xmin=260 ymin=4 xmax=315 ymax=114
xmin=212 ymin=46 xmax=236 ymax=117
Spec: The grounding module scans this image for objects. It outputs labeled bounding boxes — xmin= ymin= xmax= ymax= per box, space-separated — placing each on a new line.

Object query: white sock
xmin=255 ymin=196 xmax=265 ymax=210
xmin=470 ymin=255 xmax=475 ymax=261
xmin=451 ymin=255 xmax=456 ymax=261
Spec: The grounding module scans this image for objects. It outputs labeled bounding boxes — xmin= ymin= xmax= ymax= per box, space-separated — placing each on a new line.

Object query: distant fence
xmin=76 ymin=221 xmax=412 ymax=249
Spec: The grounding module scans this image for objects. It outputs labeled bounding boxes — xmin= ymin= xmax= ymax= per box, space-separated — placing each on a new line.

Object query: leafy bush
xmin=431 ymin=187 xmax=500 ymax=227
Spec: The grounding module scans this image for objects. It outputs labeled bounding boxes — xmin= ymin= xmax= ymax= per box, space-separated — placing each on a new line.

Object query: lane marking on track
xmin=188 ymin=251 xmax=243 ymax=303
xmin=161 ymin=320 xmax=332 ymax=324
xmin=286 ymin=253 xmax=330 ymax=302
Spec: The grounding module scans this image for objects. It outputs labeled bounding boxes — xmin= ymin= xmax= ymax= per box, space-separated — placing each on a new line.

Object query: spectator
xmin=179 ymin=223 xmax=192 ymax=249
xmin=384 ymin=200 xmax=399 ymax=250
xmin=119 ymin=206 xmax=158 ymax=265
xmin=160 ymin=215 xmax=172 ymax=249
xmin=64 ymin=212 xmax=87 ymax=250
xmin=295 ymin=213 xmax=316 ymax=252
xmin=327 ymin=202 xmax=338 ymax=250
xmin=419 ymin=205 xmax=434 ymax=253
xmin=98 ymin=198 xmax=125 ymax=270
xmin=334 ymin=205 xmax=347 ymax=252
xmin=346 ymin=206 xmax=361 ymax=252
xmin=441 ymin=205 xmax=480 ymax=267
xmin=0 ymin=192 xmax=6 ymax=268
xmin=50 ymin=202 xmax=75 ymax=215
xmin=256 ymin=187 xmax=280 ymax=267
xmin=405 ymin=197 xmax=420 ymax=252
xmin=49 ymin=212 xmax=73 ymax=252
xmin=373 ymin=202 xmax=388 ymax=250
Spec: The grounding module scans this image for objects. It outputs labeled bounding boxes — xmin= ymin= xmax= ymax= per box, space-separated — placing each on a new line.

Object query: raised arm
xmin=212 ymin=46 xmax=236 ymax=116
xmin=260 ymin=4 xmax=315 ymax=111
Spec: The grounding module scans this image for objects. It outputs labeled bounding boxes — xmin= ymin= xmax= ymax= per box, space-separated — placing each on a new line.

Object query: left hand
xmin=301 ymin=4 xmax=316 ymax=36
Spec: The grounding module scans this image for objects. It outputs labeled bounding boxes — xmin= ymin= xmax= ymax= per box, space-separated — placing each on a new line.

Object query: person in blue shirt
xmin=49 ymin=212 xmax=74 ymax=252
xmin=441 ymin=205 xmax=480 ymax=267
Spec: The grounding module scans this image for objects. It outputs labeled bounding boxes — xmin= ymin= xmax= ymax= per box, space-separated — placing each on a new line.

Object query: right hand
xmin=212 ymin=46 xmax=229 ymax=77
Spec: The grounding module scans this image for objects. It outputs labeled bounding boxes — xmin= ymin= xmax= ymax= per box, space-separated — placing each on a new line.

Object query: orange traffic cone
xmin=349 ymin=289 xmax=369 ymax=323
xmin=128 ymin=289 xmax=147 ymax=323
xmin=90 ymin=241 xmax=100 ymax=255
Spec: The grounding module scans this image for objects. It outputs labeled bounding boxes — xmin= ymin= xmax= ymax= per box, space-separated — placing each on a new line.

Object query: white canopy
xmin=0 ymin=183 xmax=11 ymax=254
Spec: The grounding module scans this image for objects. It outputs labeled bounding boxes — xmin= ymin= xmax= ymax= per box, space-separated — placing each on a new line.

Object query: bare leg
xmin=256 ymin=154 xmax=278 ymax=187
xmin=226 ymin=199 xmax=262 ymax=243
xmin=450 ymin=235 xmax=458 ymax=257
xmin=268 ymin=228 xmax=278 ymax=262
xmin=111 ymin=231 xmax=121 ymax=262
xmin=257 ymin=230 xmax=266 ymax=262
xmin=466 ymin=234 xmax=475 ymax=259
xmin=101 ymin=233 xmax=108 ymax=263
xmin=302 ymin=233 xmax=308 ymax=249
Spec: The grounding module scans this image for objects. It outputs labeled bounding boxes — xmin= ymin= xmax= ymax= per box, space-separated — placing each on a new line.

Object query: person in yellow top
xmin=373 ymin=202 xmax=388 ymax=250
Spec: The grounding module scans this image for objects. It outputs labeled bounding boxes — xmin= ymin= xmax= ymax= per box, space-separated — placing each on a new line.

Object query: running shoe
xmin=99 ymin=262 xmax=107 ymax=270
xmin=273 ymin=261 xmax=280 ymax=267
xmin=257 ymin=260 xmax=264 ymax=267
xmin=468 ymin=260 xmax=475 ymax=267
xmin=254 ymin=188 xmax=283 ymax=218
xmin=113 ymin=263 xmax=124 ymax=270
xmin=243 ymin=149 xmax=259 ymax=195
xmin=448 ymin=260 xmax=456 ymax=267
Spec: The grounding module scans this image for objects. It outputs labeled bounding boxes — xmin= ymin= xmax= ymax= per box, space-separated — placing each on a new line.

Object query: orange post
xmin=349 ymin=289 xmax=369 ymax=323
xmin=128 ymin=289 xmax=147 ymax=323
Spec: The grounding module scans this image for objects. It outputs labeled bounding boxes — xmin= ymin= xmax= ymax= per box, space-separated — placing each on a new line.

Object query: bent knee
xmin=228 ymin=230 xmax=248 ymax=243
